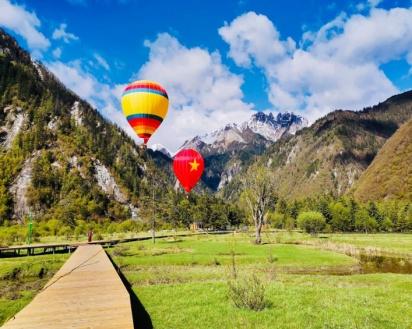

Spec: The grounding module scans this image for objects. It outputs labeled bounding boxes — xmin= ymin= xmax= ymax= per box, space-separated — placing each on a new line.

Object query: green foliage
xmin=0 ymin=183 xmax=11 ymax=223
xmin=354 ymin=208 xmax=377 ymax=233
xmin=227 ymin=274 xmax=268 ymax=311
xmin=297 ymin=211 xmax=326 ymax=234
xmin=330 ymin=201 xmax=353 ymax=232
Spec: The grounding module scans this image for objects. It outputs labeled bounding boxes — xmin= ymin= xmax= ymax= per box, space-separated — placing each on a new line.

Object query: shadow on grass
xmin=0 ymin=248 xmax=75 ymax=258
xmin=106 ymin=252 xmax=153 ymax=329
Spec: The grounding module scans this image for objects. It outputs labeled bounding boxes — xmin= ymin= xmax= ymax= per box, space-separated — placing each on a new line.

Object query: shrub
xmin=297 ymin=211 xmax=326 ymax=234
xmin=267 ymin=212 xmax=284 ymax=229
xmin=355 ymin=208 xmax=377 ymax=233
xmin=227 ymin=274 xmax=268 ymax=311
xmin=119 ymin=219 xmax=137 ymax=233
xmin=58 ymin=225 xmax=72 ymax=240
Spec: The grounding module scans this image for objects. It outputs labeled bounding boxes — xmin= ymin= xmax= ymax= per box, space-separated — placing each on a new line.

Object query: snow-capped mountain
xmin=179 ymin=111 xmax=307 ymax=191
xmin=244 ymin=112 xmax=308 ymax=141
xmin=181 ymin=111 xmax=307 ymax=155
xmin=149 ymin=143 xmax=172 ymax=158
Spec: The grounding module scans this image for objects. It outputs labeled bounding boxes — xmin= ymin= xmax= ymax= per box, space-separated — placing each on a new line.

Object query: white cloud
xmin=311 ymin=8 xmax=412 ymax=65
xmin=52 ymin=47 xmax=62 ymax=59
xmin=93 ymin=53 xmax=110 ymax=70
xmin=220 ymin=8 xmax=412 ymax=121
xmin=45 ymin=34 xmax=253 ymax=152
xmin=137 ymin=33 xmax=253 ymax=151
xmin=218 ymin=12 xmax=294 ymax=68
xmin=52 ymin=23 xmax=78 ymax=43
xmin=0 ymin=0 xmax=50 ymax=51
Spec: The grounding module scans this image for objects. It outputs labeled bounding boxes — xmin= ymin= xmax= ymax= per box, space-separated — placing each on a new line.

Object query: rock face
xmin=9 ymin=156 xmax=36 ymax=221
xmin=0 ymin=106 xmax=26 ymax=149
xmin=217 ymin=161 xmax=241 ymax=190
xmin=70 ymin=101 xmax=82 ymax=126
xmin=94 ymin=160 xmax=128 ymax=204
xmin=94 ymin=161 xmax=138 ymax=219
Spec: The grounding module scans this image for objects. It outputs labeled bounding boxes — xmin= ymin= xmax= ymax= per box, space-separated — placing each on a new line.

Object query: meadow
xmin=0 ymin=232 xmax=411 ymax=328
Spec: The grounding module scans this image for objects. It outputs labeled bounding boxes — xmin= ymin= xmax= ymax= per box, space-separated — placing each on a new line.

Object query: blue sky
xmin=1 ymin=0 xmax=412 ymax=151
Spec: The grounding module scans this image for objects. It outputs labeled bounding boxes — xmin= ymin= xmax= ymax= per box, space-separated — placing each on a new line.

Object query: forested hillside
xmin=353 ymin=117 xmax=412 ymax=202
xmin=223 ymin=91 xmax=412 ymax=200
xmin=0 ymin=29 xmax=245 ymax=236
xmin=0 ymin=29 xmax=169 ymax=224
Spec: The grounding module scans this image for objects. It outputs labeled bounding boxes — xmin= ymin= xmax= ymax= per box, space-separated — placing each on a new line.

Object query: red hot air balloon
xmin=173 ymin=149 xmax=204 ymax=193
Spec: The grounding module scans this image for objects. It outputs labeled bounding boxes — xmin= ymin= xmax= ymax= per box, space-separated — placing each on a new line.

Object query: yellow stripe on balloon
xmin=135 ymin=126 xmax=156 ymax=134
xmin=121 ymin=92 xmax=168 ymax=119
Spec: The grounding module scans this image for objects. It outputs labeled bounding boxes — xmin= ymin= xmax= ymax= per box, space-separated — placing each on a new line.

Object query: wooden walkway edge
xmin=2 ymin=245 xmax=134 ymax=329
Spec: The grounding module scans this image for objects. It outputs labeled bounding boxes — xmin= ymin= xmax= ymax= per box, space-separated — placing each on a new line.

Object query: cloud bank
xmin=0 ymin=0 xmax=50 ymax=53
xmin=137 ymin=33 xmax=253 ymax=150
xmin=219 ymin=8 xmax=412 ymax=121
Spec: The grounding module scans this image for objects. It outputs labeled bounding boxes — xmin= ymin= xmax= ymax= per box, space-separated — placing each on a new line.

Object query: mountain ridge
xmin=353 ymin=117 xmax=412 ymax=202
xmin=222 ymin=90 xmax=412 ymax=200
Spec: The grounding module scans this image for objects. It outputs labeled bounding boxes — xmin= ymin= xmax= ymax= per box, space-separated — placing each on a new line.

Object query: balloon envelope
xmin=173 ymin=149 xmax=204 ymax=193
xmin=121 ymin=80 xmax=169 ymax=144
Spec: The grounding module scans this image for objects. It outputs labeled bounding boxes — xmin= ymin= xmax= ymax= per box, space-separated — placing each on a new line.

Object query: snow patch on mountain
xmin=181 ymin=111 xmax=308 ymax=151
xmin=243 ymin=112 xmax=308 ymax=142
xmin=150 ymin=143 xmax=172 ymax=158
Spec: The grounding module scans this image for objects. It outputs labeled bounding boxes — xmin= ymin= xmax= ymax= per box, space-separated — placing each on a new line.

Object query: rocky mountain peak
xmin=249 ymin=111 xmax=307 ymax=129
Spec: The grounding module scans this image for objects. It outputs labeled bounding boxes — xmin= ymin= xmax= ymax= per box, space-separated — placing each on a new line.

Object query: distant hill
xmin=223 ymin=91 xmax=412 ymax=200
xmin=0 ymin=29 xmax=171 ymax=223
xmin=353 ymin=117 xmax=412 ymax=202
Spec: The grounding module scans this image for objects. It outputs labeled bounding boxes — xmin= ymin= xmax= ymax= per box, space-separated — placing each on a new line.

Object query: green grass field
xmin=1 ymin=232 xmax=411 ymax=328
xmin=0 ymin=254 xmax=69 ymax=324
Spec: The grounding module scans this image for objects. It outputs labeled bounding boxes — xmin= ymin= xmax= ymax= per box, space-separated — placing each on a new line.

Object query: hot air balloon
xmin=173 ymin=149 xmax=204 ymax=193
xmin=121 ymin=80 xmax=169 ymax=144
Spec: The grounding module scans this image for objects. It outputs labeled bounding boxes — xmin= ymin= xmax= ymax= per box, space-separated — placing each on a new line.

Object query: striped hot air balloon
xmin=121 ymin=80 xmax=169 ymax=144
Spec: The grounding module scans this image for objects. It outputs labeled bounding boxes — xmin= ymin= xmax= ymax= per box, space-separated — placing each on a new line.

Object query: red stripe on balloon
xmin=127 ymin=117 xmax=161 ymax=129
xmin=125 ymin=83 xmax=167 ymax=95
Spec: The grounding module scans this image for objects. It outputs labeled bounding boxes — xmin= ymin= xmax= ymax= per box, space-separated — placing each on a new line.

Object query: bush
xmin=267 ymin=212 xmax=284 ymax=229
xmin=355 ymin=208 xmax=377 ymax=233
xmin=297 ymin=211 xmax=326 ymax=234
xmin=58 ymin=225 xmax=72 ymax=240
xmin=227 ymin=274 xmax=268 ymax=311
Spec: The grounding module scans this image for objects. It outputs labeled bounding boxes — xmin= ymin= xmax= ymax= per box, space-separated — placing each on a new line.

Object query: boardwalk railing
xmin=0 ymin=231 xmax=232 ymax=257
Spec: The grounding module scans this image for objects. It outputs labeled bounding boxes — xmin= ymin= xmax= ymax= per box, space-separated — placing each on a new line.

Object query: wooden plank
xmin=2 ymin=245 xmax=134 ymax=329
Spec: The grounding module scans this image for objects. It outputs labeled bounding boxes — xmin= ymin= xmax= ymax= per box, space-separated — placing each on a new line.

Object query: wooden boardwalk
xmin=2 ymin=245 xmax=134 ymax=329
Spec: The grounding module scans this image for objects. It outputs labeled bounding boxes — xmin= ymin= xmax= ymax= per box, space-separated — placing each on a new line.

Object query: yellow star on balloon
xmin=189 ymin=159 xmax=200 ymax=171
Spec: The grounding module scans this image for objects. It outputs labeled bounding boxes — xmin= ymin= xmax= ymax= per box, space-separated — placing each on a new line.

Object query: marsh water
xmin=358 ymin=254 xmax=412 ymax=274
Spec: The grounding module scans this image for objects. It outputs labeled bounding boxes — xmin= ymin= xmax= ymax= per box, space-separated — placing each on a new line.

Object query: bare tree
xmin=240 ymin=165 xmax=276 ymax=244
